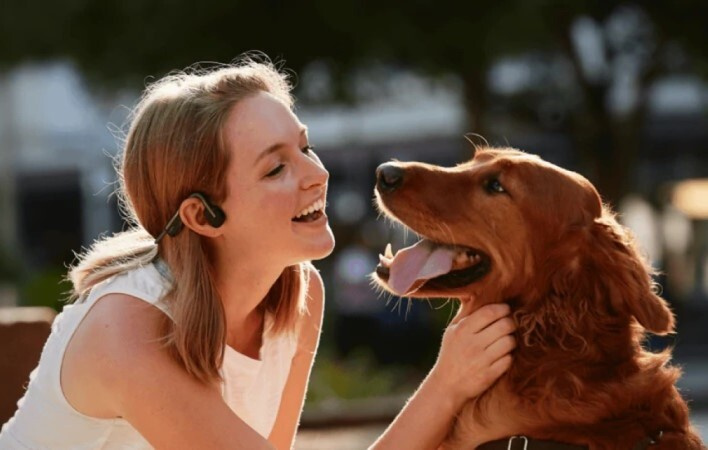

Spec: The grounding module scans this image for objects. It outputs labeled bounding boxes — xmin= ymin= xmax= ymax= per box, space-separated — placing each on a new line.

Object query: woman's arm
xmin=268 ymin=266 xmax=325 ymax=450
xmin=369 ymin=303 xmax=516 ymax=450
xmin=70 ymin=293 xmax=274 ymax=450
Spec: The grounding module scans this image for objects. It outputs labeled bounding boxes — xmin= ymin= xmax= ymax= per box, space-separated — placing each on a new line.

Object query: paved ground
xmin=294 ymin=349 xmax=708 ymax=449
xmin=294 ymin=412 xmax=708 ymax=449
xmin=295 ymin=424 xmax=387 ymax=450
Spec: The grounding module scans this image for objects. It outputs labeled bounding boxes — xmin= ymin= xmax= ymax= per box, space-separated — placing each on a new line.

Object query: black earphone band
xmin=154 ymin=192 xmax=225 ymax=244
xmin=153 ymin=210 xmax=182 ymax=244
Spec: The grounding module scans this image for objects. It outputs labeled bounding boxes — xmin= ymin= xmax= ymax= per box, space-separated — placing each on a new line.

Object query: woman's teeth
xmin=294 ymin=199 xmax=325 ymax=220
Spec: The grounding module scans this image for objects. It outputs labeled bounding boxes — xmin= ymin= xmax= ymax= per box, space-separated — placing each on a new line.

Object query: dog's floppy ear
xmin=588 ymin=212 xmax=674 ymax=335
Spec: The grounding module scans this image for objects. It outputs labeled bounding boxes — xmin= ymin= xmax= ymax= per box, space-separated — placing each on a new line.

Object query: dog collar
xmin=477 ymin=431 xmax=663 ymax=450
xmin=477 ymin=436 xmax=587 ymax=450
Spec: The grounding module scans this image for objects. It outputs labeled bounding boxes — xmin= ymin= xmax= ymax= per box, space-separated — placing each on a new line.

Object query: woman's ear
xmin=179 ymin=197 xmax=224 ymax=238
xmin=590 ymin=216 xmax=675 ymax=335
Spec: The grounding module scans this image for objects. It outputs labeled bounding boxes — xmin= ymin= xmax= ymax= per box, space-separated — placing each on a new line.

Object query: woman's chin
xmin=311 ymin=234 xmax=336 ymax=260
xmin=298 ymin=233 xmax=336 ymax=262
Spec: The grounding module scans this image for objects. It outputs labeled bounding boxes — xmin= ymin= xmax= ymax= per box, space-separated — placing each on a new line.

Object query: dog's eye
xmin=486 ymin=178 xmax=506 ymax=194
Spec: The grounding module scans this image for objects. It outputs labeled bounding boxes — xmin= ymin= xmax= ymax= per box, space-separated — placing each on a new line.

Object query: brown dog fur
xmin=374 ymin=147 xmax=705 ymax=449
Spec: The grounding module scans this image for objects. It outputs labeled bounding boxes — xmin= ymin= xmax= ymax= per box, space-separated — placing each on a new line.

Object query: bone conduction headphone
xmin=154 ymin=192 xmax=226 ymax=244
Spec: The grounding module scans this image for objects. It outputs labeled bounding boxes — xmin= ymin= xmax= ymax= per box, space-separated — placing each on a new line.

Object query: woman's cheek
xmin=263 ymin=195 xmax=292 ymax=220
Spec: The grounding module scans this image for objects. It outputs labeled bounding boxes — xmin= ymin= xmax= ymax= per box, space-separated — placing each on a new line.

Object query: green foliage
xmin=1 ymin=0 xmax=705 ymax=202
xmin=2 ymin=1 xmax=705 ymax=89
xmin=0 ymin=246 xmax=20 ymax=282
xmin=306 ymin=349 xmax=419 ymax=406
xmin=19 ymin=266 xmax=72 ymax=312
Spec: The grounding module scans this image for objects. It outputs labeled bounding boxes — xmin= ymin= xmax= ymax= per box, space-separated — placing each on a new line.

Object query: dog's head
xmin=373 ymin=146 xmax=673 ymax=335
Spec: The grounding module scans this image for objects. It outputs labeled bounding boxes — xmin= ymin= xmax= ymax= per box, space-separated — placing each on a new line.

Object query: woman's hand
xmin=369 ymin=302 xmax=516 ymax=450
xmin=428 ymin=302 xmax=516 ymax=402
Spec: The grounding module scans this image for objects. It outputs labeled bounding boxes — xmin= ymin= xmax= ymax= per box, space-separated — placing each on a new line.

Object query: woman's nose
xmin=300 ymin=155 xmax=329 ymax=189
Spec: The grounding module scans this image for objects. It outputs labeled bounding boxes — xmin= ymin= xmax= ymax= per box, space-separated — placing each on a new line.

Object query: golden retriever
xmin=373 ymin=146 xmax=705 ymax=450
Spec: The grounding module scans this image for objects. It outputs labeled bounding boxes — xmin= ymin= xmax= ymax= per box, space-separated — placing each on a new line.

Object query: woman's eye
xmin=486 ymin=178 xmax=506 ymax=194
xmin=265 ymin=146 xmax=314 ymax=178
xmin=266 ymin=164 xmax=285 ymax=178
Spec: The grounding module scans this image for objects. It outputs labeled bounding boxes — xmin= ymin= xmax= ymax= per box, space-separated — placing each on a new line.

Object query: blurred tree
xmin=1 ymin=0 xmax=705 ymax=202
xmin=19 ymin=267 xmax=71 ymax=312
xmin=0 ymin=245 xmax=20 ymax=283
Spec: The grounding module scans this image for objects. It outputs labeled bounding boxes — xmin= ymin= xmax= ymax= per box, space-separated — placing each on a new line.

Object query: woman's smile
xmin=291 ymin=195 xmax=328 ymax=226
xmin=220 ymin=91 xmax=335 ymax=264
xmin=292 ymin=210 xmax=328 ymax=227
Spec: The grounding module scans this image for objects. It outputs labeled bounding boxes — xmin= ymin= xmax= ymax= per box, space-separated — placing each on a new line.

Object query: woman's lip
xmin=292 ymin=212 xmax=328 ymax=226
xmin=293 ymin=197 xmax=327 ymax=219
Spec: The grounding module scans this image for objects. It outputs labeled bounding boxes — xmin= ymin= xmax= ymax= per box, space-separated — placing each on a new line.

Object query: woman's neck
xmin=214 ymin=252 xmax=284 ymax=342
xmin=226 ymin=306 xmax=265 ymax=358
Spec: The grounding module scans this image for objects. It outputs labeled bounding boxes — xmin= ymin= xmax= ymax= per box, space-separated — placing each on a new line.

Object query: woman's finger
xmin=454 ymin=303 xmax=511 ymax=334
xmin=486 ymin=354 xmax=513 ymax=380
xmin=470 ymin=353 xmax=514 ymax=394
xmin=475 ymin=316 xmax=516 ymax=348
xmin=484 ymin=334 xmax=517 ymax=361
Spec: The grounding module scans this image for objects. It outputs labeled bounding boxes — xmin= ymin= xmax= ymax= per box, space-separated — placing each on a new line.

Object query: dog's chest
xmin=446 ymin=386 xmax=528 ymax=449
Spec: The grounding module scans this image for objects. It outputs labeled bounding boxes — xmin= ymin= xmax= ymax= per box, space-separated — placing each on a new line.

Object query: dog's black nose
xmin=376 ymin=163 xmax=404 ymax=193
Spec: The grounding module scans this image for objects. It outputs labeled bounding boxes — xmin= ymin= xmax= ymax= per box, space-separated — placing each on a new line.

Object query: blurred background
xmin=0 ymin=0 xmax=706 ymax=447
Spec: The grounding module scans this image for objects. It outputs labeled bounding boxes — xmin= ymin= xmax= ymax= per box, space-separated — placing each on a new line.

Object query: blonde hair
xmin=68 ymin=58 xmax=309 ymax=384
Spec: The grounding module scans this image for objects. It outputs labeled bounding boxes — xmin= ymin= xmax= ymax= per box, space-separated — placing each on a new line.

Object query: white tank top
xmin=0 ymin=261 xmax=297 ymax=449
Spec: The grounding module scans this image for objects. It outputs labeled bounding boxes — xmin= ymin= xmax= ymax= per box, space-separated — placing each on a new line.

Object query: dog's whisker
xmin=446 ymin=299 xmax=457 ymax=326
xmin=389 ymin=296 xmax=401 ymax=314
xmin=434 ymin=298 xmax=450 ymax=311
xmin=435 ymin=220 xmax=456 ymax=248
xmin=435 ymin=221 xmax=446 ymax=245
xmin=385 ymin=295 xmax=394 ymax=306
xmin=442 ymin=222 xmax=458 ymax=248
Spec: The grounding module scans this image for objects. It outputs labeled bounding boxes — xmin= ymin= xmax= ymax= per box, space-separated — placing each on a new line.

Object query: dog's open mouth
xmin=375 ymin=239 xmax=491 ymax=296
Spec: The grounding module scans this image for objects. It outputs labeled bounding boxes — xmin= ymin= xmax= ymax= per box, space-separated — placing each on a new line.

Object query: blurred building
xmin=0 ymin=61 xmax=706 ymax=332
xmin=0 ymin=63 xmax=127 ymax=278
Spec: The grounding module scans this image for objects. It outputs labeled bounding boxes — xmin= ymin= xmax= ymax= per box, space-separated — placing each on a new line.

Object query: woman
xmin=0 ymin=58 xmax=515 ymax=449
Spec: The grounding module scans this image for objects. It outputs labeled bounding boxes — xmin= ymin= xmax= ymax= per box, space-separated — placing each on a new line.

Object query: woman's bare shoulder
xmin=62 ymin=293 xmax=175 ymax=417
xmin=295 ymin=265 xmax=324 ymax=351
xmin=305 ymin=264 xmax=324 ymax=306
xmin=72 ymin=293 xmax=168 ymax=364
xmin=64 ymin=293 xmax=272 ymax=448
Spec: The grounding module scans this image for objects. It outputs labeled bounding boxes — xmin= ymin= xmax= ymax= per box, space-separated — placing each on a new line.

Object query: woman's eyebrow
xmin=252 ymin=127 xmax=308 ymax=167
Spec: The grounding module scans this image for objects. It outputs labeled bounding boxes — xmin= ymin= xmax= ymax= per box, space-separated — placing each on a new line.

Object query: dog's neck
xmin=507 ymin=295 xmax=642 ymax=397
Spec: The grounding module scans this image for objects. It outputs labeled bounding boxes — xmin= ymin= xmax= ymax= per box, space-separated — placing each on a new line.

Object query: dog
xmin=373 ymin=146 xmax=705 ymax=449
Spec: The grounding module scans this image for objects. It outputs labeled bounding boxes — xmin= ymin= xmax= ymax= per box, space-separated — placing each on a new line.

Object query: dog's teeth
xmin=455 ymin=252 xmax=467 ymax=264
xmin=385 ymin=243 xmax=393 ymax=258
xmin=379 ymin=254 xmax=392 ymax=267
xmin=469 ymin=253 xmax=483 ymax=264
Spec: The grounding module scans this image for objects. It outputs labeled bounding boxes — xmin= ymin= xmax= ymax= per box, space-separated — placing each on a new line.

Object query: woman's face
xmin=218 ymin=91 xmax=335 ymax=267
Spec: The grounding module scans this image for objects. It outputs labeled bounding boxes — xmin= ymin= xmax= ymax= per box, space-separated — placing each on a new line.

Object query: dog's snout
xmin=376 ymin=163 xmax=404 ymax=193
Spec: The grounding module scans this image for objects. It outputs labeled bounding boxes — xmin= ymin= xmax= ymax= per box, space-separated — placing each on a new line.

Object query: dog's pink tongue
xmin=388 ymin=240 xmax=456 ymax=296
